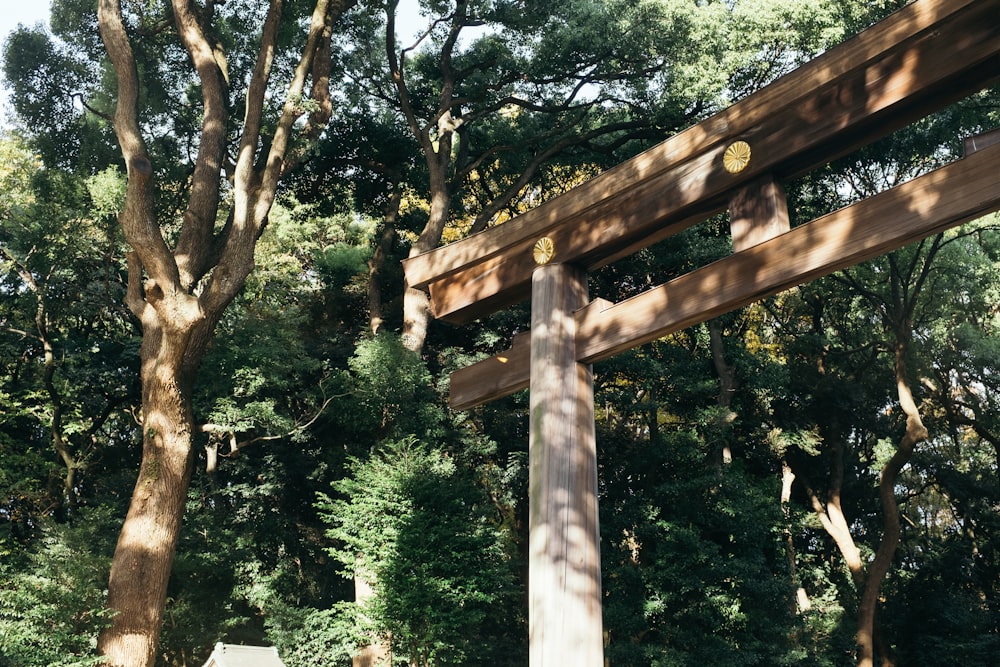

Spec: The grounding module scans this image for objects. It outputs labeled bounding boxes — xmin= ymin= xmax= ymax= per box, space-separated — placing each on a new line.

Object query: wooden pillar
xmin=728 ymin=174 xmax=790 ymax=252
xmin=529 ymin=261 xmax=603 ymax=667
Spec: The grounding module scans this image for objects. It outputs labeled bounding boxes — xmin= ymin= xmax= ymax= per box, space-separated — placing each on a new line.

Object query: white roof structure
xmin=201 ymin=643 xmax=287 ymax=667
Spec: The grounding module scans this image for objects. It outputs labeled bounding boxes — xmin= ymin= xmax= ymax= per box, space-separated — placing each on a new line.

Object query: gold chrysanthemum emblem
xmin=533 ymin=237 xmax=555 ymax=265
xmin=723 ymin=140 xmax=752 ymax=174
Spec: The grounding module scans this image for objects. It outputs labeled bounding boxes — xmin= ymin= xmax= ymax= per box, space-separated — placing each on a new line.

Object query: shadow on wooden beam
xmin=450 ymin=136 xmax=1000 ymax=410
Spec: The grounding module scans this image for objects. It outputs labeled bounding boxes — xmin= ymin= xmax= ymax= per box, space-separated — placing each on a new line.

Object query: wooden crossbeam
xmin=449 ymin=138 xmax=1000 ymax=410
xmin=403 ymin=0 xmax=1000 ymax=324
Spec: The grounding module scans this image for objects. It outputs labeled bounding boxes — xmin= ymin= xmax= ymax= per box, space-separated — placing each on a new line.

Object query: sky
xmin=0 ymin=0 xmax=50 ymax=41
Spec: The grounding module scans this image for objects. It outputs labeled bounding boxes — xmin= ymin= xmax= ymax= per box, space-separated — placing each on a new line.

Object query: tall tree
xmin=321 ymin=437 xmax=523 ymax=667
xmin=83 ymin=1 xmax=357 ymax=664
xmin=0 ymin=133 xmax=136 ymax=527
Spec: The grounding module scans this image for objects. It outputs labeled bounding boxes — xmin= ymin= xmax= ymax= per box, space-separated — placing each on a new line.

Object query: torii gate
xmin=402 ymin=0 xmax=1000 ymax=663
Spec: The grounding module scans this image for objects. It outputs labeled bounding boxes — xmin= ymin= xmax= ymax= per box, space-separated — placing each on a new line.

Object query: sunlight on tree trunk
xmin=352 ymin=566 xmax=391 ymax=667
xmin=100 ymin=326 xmax=196 ymax=666
xmin=95 ymin=0 xmax=349 ymax=663
xmin=781 ymin=461 xmax=811 ymax=613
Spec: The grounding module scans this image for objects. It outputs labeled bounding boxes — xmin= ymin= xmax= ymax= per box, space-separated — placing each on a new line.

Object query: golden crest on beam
xmin=723 ymin=141 xmax=752 ymax=174
xmin=533 ymin=237 xmax=556 ymax=265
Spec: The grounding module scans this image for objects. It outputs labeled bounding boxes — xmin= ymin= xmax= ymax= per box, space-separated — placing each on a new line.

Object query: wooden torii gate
xmin=403 ymin=0 xmax=1000 ymax=663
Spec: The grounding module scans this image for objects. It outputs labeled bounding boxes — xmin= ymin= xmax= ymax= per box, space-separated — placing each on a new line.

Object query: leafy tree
xmin=1 ymin=132 xmax=138 ymax=545
xmin=342 ymin=0 xmax=761 ymax=352
xmin=0 ymin=507 xmax=118 ymax=667
xmin=321 ymin=437 xmax=524 ymax=666
xmin=5 ymin=0 xmax=361 ymax=663
xmin=2 ymin=2 xmax=997 ymax=666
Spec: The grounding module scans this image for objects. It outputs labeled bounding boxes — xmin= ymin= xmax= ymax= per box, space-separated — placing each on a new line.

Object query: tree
xmin=0 ymin=507 xmax=118 ymax=667
xmin=359 ymin=0 xmax=736 ymax=352
xmin=320 ymin=437 xmax=523 ymax=667
xmin=1 ymin=133 xmax=135 ymax=523
xmin=4 ymin=1 xmax=997 ymax=664
xmin=79 ymin=1 xmax=359 ymax=663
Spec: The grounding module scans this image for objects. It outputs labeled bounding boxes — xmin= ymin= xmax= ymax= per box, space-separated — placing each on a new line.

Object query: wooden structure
xmin=200 ymin=644 xmax=286 ymax=667
xmin=402 ymin=0 xmax=1000 ymax=664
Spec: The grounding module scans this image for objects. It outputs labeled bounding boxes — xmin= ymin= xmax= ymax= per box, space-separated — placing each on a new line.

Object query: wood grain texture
xmin=449 ymin=332 xmax=530 ymax=410
xmin=964 ymin=127 xmax=1000 ymax=156
xmin=528 ymin=263 xmax=603 ymax=667
xmin=403 ymin=0 xmax=1000 ymax=323
xmin=451 ymin=139 xmax=1000 ymax=408
xmin=729 ymin=175 xmax=791 ymax=252
xmin=575 ymin=140 xmax=1000 ymax=364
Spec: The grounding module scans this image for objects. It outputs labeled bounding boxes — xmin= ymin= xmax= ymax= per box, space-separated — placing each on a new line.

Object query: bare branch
xmin=199 ymin=386 xmax=350 ymax=460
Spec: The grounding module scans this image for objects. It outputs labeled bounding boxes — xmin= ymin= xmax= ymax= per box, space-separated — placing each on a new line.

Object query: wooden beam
xmin=403 ymin=0 xmax=1000 ymax=324
xmin=450 ymin=332 xmax=530 ymax=410
xmin=528 ymin=263 xmax=602 ymax=667
xmin=449 ymin=138 xmax=1000 ymax=409
xmin=964 ymin=126 xmax=1000 ymax=156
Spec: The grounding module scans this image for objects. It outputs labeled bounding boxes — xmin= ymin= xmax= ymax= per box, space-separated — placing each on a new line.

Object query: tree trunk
xmin=352 ymin=567 xmax=391 ymax=667
xmin=855 ymin=340 xmax=927 ymax=667
xmin=781 ymin=461 xmax=811 ymax=613
xmin=401 ymin=182 xmax=450 ymax=353
xmin=708 ymin=319 xmax=737 ymax=464
xmin=368 ymin=188 xmax=400 ymax=336
xmin=96 ymin=0 xmax=346 ymax=662
xmin=804 ymin=437 xmax=866 ymax=588
xmin=99 ymin=324 xmax=198 ymax=666
xmin=386 ymin=2 xmax=457 ymax=354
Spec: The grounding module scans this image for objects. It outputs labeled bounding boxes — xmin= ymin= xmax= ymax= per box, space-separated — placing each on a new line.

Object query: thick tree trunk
xmin=401 ymin=181 xmax=450 ymax=353
xmin=99 ymin=326 xmax=198 ymax=667
xmin=95 ymin=0 xmax=345 ymax=663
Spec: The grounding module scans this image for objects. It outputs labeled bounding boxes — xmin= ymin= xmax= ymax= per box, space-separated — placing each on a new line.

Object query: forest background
xmin=0 ymin=1 xmax=998 ymax=666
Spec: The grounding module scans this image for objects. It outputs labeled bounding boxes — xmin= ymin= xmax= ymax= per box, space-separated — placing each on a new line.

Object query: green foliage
xmin=600 ymin=425 xmax=803 ymax=666
xmin=320 ymin=438 xmax=523 ymax=666
xmin=0 ymin=509 xmax=115 ymax=666
xmin=1 ymin=25 xmax=108 ymax=169
xmin=1 ymin=132 xmax=137 ymax=532
xmin=262 ymin=603 xmax=363 ymax=667
xmin=346 ymin=334 xmax=445 ymax=439
xmin=1 ymin=3 xmax=998 ymax=666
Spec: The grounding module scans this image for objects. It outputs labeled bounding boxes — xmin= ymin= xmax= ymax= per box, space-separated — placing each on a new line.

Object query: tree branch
xmin=199 ymin=386 xmax=350 ymax=462
xmin=171 ymin=0 xmax=230 ymax=290
xmin=98 ymin=0 xmax=198 ymax=329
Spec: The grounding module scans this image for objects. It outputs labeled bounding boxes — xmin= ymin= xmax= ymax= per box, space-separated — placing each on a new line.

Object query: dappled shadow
xmin=526 ymin=264 xmax=604 ymax=665
xmin=409 ymin=0 xmax=1000 ymax=327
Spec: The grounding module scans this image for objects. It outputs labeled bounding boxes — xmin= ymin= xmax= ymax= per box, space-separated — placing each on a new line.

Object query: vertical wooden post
xmin=728 ymin=174 xmax=790 ymax=252
xmin=529 ymin=262 xmax=603 ymax=667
